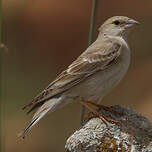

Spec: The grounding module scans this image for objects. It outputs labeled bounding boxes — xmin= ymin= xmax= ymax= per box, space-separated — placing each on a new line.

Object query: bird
xmin=19 ymin=16 xmax=139 ymax=138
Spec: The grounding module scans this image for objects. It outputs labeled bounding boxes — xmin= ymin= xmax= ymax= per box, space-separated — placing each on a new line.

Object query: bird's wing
xmin=23 ymin=40 xmax=121 ymax=112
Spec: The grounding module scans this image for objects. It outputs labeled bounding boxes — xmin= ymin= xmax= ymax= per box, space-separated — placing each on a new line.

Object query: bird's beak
xmin=125 ymin=19 xmax=140 ymax=29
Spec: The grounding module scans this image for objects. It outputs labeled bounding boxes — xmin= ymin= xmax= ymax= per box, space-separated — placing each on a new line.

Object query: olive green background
xmin=2 ymin=0 xmax=152 ymax=151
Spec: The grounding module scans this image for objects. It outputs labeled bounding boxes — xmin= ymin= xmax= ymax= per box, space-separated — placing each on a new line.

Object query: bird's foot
xmin=85 ymin=111 xmax=118 ymax=126
xmin=80 ymin=101 xmax=119 ymax=126
xmin=84 ymin=101 xmax=123 ymax=116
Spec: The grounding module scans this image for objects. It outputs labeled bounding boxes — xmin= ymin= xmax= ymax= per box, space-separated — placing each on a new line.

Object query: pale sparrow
xmin=19 ymin=16 xmax=139 ymax=138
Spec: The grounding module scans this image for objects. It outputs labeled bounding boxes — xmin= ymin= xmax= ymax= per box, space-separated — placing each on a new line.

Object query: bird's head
xmin=98 ymin=16 xmax=140 ymax=37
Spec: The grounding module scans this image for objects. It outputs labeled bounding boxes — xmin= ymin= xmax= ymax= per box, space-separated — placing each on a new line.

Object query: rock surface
xmin=65 ymin=105 xmax=152 ymax=152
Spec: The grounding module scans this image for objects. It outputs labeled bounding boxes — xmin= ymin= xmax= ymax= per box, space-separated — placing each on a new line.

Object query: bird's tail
xmin=18 ymin=97 xmax=61 ymax=138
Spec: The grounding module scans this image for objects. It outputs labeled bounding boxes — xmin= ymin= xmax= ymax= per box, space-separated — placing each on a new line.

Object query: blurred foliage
xmin=2 ymin=0 xmax=152 ymax=151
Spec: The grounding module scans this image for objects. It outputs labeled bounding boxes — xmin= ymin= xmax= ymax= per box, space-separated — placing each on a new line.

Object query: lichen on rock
xmin=65 ymin=105 xmax=152 ymax=152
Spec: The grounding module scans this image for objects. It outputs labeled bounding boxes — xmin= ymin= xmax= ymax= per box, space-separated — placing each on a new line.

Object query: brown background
xmin=2 ymin=0 xmax=152 ymax=151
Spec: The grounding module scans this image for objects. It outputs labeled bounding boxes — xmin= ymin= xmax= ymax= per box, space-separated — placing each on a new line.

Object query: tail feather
xmin=18 ymin=98 xmax=61 ymax=138
xmin=18 ymin=115 xmax=43 ymax=139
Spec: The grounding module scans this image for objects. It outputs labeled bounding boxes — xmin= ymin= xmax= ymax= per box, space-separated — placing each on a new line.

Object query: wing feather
xmin=23 ymin=40 xmax=121 ymax=112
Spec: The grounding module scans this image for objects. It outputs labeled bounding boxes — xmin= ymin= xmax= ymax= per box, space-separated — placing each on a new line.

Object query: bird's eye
xmin=113 ymin=20 xmax=120 ymax=25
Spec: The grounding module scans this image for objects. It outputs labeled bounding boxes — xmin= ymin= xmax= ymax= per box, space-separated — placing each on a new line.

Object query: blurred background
xmin=2 ymin=0 xmax=152 ymax=151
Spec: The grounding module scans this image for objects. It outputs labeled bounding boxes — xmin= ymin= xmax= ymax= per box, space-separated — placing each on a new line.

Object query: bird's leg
xmin=83 ymin=101 xmax=122 ymax=115
xmin=80 ymin=101 xmax=108 ymax=125
xmin=80 ymin=101 xmax=118 ymax=125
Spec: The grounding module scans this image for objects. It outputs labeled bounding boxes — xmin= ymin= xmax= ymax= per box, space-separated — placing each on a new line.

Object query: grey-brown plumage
xmin=19 ymin=16 xmax=139 ymax=138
